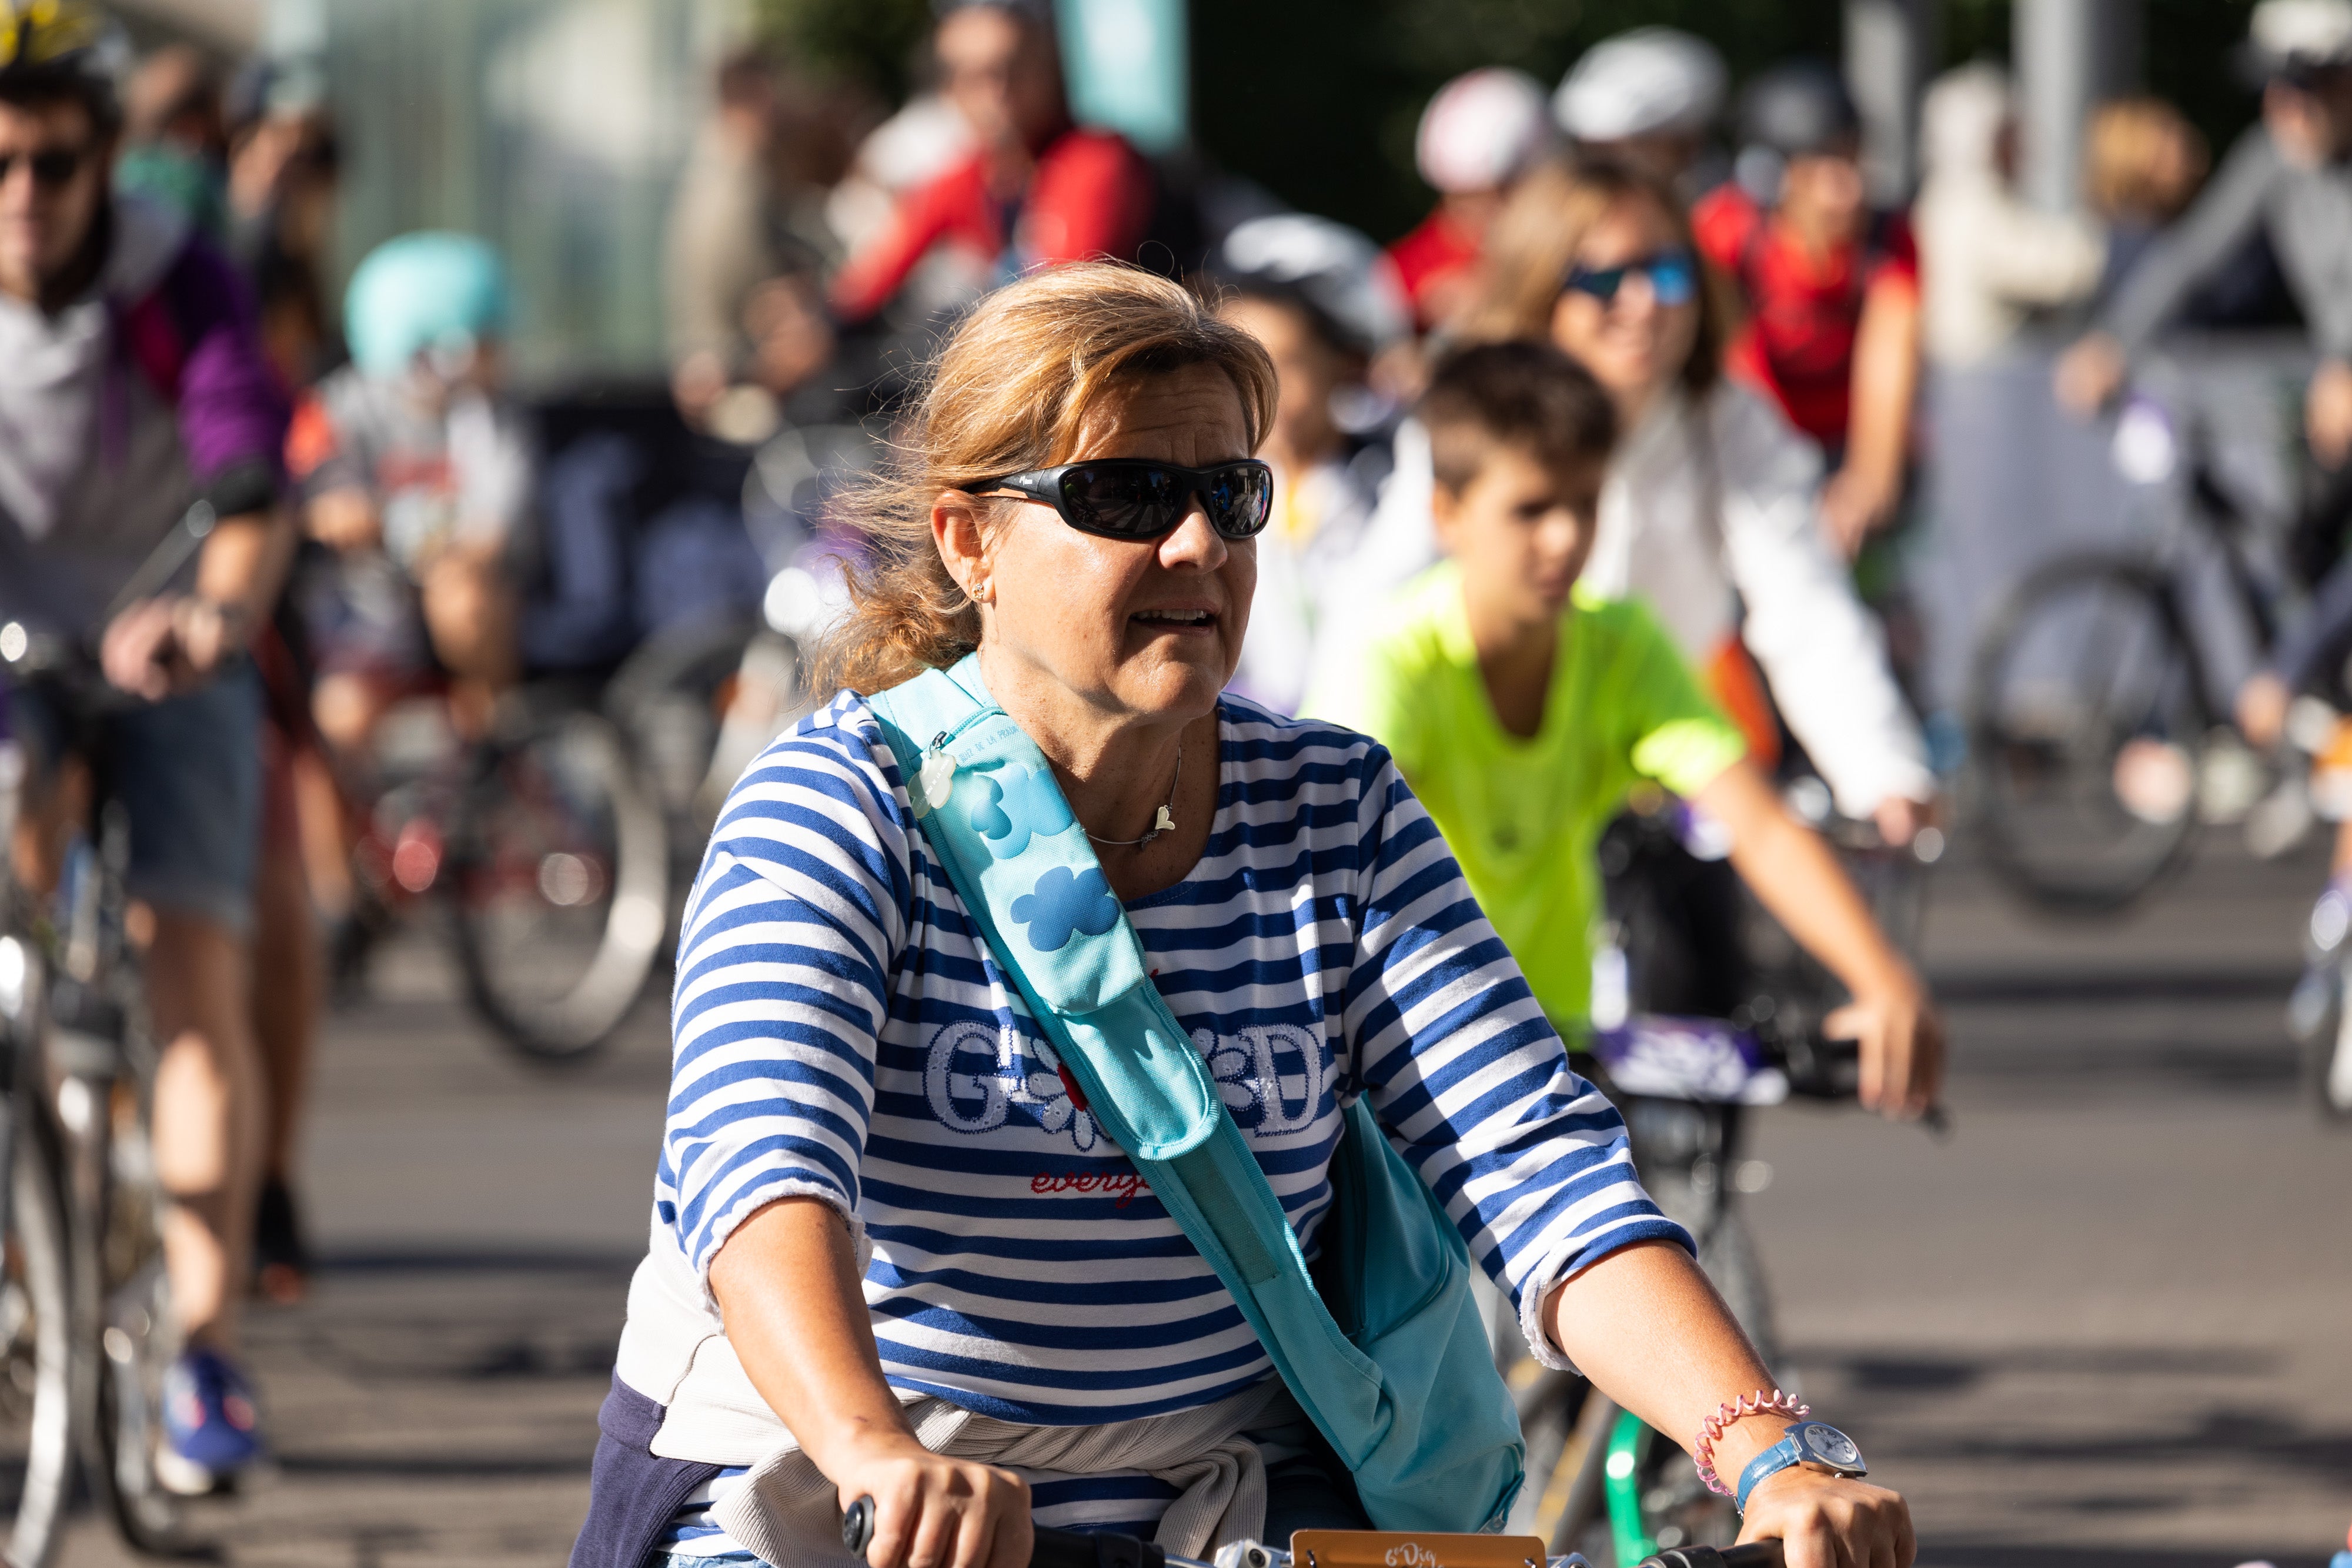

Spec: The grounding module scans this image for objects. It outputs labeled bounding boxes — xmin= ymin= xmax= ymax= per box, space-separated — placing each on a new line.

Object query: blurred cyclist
xmin=2057 ymin=0 xmax=2352 ymax=470
xmin=286 ymin=232 xmax=532 ymax=751
xmin=1214 ymin=213 xmax=1412 ymax=714
xmin=0 ymin=0 xmax=290 ymax=1492
xmin=1552 ymin=26 xmax=1728 ymax=195
xmin=1388 ymin=67 xmax=1554 ymax=335
xmin=828 ymin=0 xmax=1152 ymax=323
xmin=1310 ymin=341 xmax=1941 ymax=1119
xmin=1695 ymin=62 xmax=1923 ymax=557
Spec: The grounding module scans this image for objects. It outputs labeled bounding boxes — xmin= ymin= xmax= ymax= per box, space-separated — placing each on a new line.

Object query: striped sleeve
xmin=661 ymin=697 xmax=914 ymax=1300
xmin=1339 ymin=747 xmax=1692 ymax=1368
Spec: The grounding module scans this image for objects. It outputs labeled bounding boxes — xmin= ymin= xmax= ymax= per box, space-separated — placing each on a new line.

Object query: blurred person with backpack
xmin=1388 ymin=67 xmax=1555 ymax=335
xmin=1695 ymin=62 xmax=1923 ymax=558
xmin=286 ymin=232 xmax=533 ymax=753
xmin=827 ymin=0 xmax=1153 ymax=325
xmin=1214 ymin=213 xmax=1412 ymax=714
xmin=0 ymin=0 xmax=295 ymax=1491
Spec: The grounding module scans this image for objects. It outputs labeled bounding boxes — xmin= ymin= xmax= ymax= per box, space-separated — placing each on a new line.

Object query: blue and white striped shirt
xmin=635 ymin=689 xmax=1685 ymax=1546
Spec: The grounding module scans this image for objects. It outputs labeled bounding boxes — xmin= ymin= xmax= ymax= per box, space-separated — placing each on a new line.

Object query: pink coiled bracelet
xmin=1693 ymin=1389 xmax=1809 ymax=1498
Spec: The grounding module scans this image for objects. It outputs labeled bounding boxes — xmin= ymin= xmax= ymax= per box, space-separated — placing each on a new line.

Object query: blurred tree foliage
xmin=753 ymin=0 xmax=933 ymax=103
xmin=759 ymin=0 xmax=2264 ymax=245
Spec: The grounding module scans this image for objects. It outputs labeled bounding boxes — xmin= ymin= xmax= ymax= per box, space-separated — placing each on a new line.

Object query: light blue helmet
xmin=343 ymin=231 xmax=513 ymax=378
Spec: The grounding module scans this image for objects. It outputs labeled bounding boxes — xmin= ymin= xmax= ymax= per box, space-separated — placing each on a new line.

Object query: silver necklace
xmin=1087 ymin=742 xmax=1180 ymax=848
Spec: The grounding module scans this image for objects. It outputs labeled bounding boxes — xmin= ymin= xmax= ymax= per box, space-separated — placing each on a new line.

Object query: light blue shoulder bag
xmin=867 ymin=656 xmax=1523 ymax=1533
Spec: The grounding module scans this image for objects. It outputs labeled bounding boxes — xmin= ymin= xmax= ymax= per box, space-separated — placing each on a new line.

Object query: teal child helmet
xmin=343 ymin=231 xmax=512 ymax=378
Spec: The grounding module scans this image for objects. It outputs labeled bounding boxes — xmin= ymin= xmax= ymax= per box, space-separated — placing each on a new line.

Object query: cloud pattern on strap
xmin=967 ymin=765 xmax=1075 ymax=860
xmin=1010 ymin=865 xmax=1122 ymax=952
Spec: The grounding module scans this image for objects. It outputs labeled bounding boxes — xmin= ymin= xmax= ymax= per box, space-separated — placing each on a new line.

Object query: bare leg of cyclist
xmin=420 ymin=545 xmax=517 ymax=741
xmin=148 ymin=911 xmax=269 ymax=1352
xmin=250 ymin=775 xmax=320 ymax=1305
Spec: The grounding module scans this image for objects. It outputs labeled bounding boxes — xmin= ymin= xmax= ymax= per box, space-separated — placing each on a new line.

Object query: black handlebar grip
xmin=840 ymin=1498 xmax=1164 ymax=1568
xmin=1640 ymin=1544 xmax=1786 ymax=1568
xmin=843 ymin=1495 xmax=876 ymax=1559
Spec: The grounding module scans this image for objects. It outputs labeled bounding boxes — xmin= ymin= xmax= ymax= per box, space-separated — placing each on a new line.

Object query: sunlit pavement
xmin=54 ymin=835 xmax=2352 ymax=1566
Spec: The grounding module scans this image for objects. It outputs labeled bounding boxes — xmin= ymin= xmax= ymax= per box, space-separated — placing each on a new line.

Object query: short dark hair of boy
xmin=1420 ymin=340 xmax=1618 ymax=494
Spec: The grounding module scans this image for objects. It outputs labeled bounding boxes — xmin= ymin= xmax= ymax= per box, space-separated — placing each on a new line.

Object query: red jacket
xmin=830 ymin=127 xmax=1154 ymax=323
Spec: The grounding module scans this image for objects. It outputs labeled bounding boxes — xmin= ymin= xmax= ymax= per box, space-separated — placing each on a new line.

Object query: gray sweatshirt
xmin=2102 ymin=126 xmax=2352 ymax=362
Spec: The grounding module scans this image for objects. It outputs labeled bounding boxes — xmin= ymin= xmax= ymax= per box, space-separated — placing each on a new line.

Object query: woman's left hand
xmin=1736 ymin=1465 xmax=1916 ymax=1568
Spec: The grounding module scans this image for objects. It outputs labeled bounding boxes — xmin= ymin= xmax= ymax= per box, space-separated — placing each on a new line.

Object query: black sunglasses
xmin=0 ymin=145 xmax=88 ymax=189
xmin=960 ymin=459 xmax=1274 ymax=542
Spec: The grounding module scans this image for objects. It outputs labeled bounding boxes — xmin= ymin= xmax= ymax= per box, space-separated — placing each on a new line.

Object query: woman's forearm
xmin=709 ymin=1195 xmax=917 ymax=1471
xmin=1700 ymin=761 xmax=1915 ymax=999
xmin=1543 ymin=1240 xmax=1793 ymax=1482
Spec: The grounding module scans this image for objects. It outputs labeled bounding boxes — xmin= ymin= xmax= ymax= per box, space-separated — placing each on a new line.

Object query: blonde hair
xmin=2085 ymin=97 xmax=2209 ymax=223
xmin=1457 ymin=155 xmax=1722 ymax=395
xmin=813 ymin=263 xmax=1278 ymax=697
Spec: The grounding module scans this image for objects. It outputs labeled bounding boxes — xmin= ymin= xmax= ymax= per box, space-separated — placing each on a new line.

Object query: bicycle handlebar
xmin=842 ymin=1497 xmax=1167 ymax=1568
xmin=842 ymin=1496 xmax=1787 ymax=1568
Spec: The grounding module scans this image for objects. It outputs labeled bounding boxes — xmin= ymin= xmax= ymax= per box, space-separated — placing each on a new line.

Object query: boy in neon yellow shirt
xmin=1311 ymin=342 xmax=1939 ymax=1118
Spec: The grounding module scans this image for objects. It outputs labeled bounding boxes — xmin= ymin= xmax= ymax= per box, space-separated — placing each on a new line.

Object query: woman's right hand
xmin=833 ymin=1433 xmax=1032 ymax=1568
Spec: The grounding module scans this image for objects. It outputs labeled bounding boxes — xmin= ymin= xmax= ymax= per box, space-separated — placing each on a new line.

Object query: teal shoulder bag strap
xmin=867 ymin=656 xmax=1523 ymax=1533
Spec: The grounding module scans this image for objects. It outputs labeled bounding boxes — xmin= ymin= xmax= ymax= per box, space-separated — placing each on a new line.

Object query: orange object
xmin=1706 ymin=634 xmax=1781 ymax=771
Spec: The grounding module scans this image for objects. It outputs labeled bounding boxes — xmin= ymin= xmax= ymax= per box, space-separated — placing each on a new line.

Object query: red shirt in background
xmin=1387 ymin=205 xmax=1483 ymax=333
xmin=830 ymin=126 xmax=1154 ymax=323
xmin=1691 ymin=183 xmax=1919 ymax=452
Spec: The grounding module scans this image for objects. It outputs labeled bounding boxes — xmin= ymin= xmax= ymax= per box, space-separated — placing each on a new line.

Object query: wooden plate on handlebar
xmin=1287 ymin=1532 xmax=1549 ymax=1567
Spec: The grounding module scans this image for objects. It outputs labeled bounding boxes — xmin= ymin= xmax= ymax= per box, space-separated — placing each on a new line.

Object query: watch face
xmin=1798 ymin=1424 xmax=1863 ymax=1469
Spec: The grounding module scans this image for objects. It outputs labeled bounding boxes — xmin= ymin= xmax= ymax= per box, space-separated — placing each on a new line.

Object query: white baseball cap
xmin=1553 ymin=27 xmax=1728 ymax=142
xmin=1415 ymin=68 xmax=1555 ymax=193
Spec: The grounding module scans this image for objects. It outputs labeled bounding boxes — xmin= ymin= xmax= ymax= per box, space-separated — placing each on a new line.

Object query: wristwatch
xmin=1734 ymin=1420 xmax=1868 ymax=1513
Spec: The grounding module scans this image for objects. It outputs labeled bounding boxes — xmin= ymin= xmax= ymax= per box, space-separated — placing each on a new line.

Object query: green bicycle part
xmin=1603 ymin=1407 xmax=1656 ymax=1567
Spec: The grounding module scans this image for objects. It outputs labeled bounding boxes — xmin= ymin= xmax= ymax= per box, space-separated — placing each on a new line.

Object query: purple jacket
xmin=0 ymin=196 xmax=288 ymax=635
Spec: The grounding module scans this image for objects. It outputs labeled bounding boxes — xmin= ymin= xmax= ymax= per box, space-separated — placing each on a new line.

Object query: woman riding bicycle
xmin=573 ymin=265 xmax=1912 ymax=1568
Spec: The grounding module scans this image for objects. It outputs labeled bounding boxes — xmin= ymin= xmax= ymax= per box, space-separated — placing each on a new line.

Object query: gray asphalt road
xmin=53 ymin=837 xmax=2352 ymax=1567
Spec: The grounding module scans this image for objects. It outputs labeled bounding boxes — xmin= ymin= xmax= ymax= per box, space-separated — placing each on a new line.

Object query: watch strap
xmin=1734 ymin=1433 xmax=1804 ymax=1514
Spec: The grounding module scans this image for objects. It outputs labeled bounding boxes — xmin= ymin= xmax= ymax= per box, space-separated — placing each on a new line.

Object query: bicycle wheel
xmin=1596 ymin=1409 xmax=1738 ymax=1567
xmin=1969 ymin=555 xmax=2210 ymax=911
xmin=447 ymin=707 xmax=669 ymax=1064
xmin=0 ymin=1116 xmax=78 ymax=1568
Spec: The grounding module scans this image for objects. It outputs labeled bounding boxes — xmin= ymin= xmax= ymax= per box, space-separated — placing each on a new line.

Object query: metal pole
xmin=2017 ymin=0 xmax=2143 ymax=212
xmin=1845 ymin=0 xmax=1937 ymax=201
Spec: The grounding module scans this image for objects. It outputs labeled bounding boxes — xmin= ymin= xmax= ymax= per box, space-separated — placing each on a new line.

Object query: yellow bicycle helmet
xmin=0 ymin=0 xmax=122 ymax=132
xmin=0 ymin=0 xmax=106 ymax=72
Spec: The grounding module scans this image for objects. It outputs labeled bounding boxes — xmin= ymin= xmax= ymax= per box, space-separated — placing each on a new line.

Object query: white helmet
xmin=1218 ymin=213 xmax=1412 ymax=356
xmin=2250 ymin=0 xmax=2352 ymax=72
xmin=1553 ymin=27 xmax=1727 ymax=142
xmin=1415 ymin=67 xmax=1554 ymax=194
